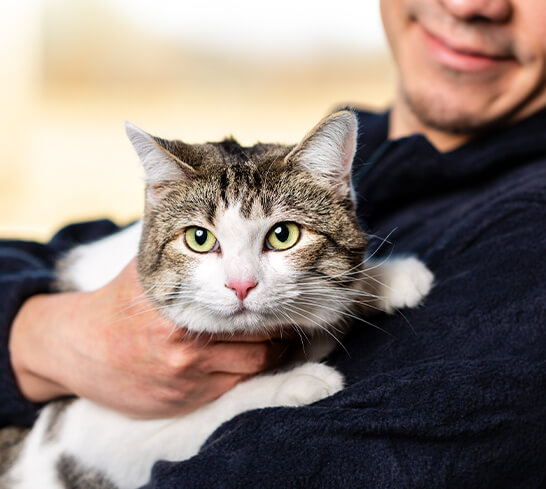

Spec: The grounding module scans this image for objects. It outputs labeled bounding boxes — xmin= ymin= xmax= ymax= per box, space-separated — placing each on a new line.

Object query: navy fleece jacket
xmin=0 ymin=109 xmax=545 ymax=488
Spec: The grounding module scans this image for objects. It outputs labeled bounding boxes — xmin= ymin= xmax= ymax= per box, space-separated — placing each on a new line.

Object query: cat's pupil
xmin=195 ymin=228 xmax=207 ymax=246
xmin=274 ymin=225 xmax=289 ymax=242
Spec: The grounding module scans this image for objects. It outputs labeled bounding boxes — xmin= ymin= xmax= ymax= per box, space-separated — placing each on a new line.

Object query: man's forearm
xmin=6 ymin=259 xmax=289 ymax=419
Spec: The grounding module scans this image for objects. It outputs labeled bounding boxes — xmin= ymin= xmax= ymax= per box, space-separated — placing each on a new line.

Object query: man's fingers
xmin=164 ymin=372 xmax=245 ymax=412
xmin=208 ymin=327 xmax=299 ymax=343
xmin=198 ymin=341 xmax=290 ymax=375
xmin=200 ymin=372 xmax=246 ymax=403
xmin=163 ymin=326 xmax=299 ymax=346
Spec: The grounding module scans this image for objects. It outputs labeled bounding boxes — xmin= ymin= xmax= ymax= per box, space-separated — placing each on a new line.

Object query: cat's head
xmin=126 ymin=110 xmax=366 ymax=335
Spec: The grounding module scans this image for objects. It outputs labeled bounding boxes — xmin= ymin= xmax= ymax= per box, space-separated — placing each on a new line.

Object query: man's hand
xmin=9 ymin=258 xmax=290 ymax=418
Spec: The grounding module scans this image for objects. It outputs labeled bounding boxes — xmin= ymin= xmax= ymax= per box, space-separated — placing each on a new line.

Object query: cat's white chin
xmin=164 ymin=303 xmax=285 ymax=335
xmin=162 ymin=298 xmax=348 ymax=337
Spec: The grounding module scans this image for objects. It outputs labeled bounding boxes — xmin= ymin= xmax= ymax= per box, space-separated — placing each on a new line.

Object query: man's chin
xmin=403 ymin=89 xmax=498 ymax=135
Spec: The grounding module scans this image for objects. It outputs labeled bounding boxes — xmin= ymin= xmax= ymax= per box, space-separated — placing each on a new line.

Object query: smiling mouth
xmin=420 ymin=25 xmax=516 ymax=72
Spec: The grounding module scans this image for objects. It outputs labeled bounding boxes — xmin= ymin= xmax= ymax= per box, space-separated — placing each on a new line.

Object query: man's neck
xmin=388 ymin=96 xmax=471 ymax=152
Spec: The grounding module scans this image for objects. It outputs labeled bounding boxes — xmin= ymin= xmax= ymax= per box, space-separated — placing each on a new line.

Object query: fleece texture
xmin=0 ymin=109 xmax=545 ymax=488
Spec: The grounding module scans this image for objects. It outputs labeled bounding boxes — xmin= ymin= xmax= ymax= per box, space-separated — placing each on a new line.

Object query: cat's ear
xmin=125 ymin=121 xmax=197 ymax=204
xmin=286 ymin=110 xmax=358 ymax=198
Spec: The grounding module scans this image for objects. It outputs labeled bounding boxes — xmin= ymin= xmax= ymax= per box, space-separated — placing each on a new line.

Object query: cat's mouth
xmin=225 ymin=303 xmax=280 ymax=325
xmin=231 ymin=303 xmax=256 ymax=317
xmin=165 ymin=298 xmax=291 ymax=333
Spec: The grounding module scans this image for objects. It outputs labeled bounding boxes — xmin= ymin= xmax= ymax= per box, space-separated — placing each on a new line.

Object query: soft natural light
xmin=0 ymin=0 xmax=394 ymax=240
xmin=110 ymin=0 xmax=387 ymax=57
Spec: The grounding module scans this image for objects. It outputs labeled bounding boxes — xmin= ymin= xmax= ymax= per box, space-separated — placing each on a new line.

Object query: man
xmin=2 ymin=0 xmax=545 ymax=487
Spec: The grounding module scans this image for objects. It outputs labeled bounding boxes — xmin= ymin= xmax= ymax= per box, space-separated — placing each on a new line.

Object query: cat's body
xmin=1 ymin=111 xmax=433 ymax=489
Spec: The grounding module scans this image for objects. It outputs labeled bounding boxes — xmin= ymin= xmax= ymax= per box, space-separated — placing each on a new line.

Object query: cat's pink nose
xmin=226 ymin=280 xmax=257 ymax=301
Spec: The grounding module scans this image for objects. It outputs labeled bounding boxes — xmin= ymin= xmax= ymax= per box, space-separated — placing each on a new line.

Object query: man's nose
xmin=441 ymin=0 xmax=512 ymax=22
xmin=226 ymin=280 xmax=258 ymax=301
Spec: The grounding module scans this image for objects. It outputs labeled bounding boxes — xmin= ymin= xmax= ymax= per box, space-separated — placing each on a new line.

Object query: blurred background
xmin=0 ymin=0 xmax=395 ymax=241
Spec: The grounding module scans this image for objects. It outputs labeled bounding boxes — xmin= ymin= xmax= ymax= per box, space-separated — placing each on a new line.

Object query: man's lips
xmin=420 ymin=25 xmax=515 ymax=72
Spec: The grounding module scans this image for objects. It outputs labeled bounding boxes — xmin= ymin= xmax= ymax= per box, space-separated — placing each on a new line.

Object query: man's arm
xmin=0 ymin=220 xmax=120 ymax=426
xmin=2 ymin=221 xmax=288 ymax=426
xmin=9 ymin=259 xmax=287 ymax=419
xmin=141 ymin=359 xmax=544 ymax=489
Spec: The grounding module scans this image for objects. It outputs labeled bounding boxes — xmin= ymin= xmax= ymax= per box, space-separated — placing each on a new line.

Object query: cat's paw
xmin=380 ymin=257 xmax=434 ymax=313
xmin=273 ymin=363 xmax=344 ymax=407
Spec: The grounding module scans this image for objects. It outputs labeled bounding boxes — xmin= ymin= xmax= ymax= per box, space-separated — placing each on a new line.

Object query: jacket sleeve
xmin=139 ymin=201 xmax=546 ymax=489
xmin=141 ymin=359 xmax=544 ymax=489
xmin=0 ymin=220 xmax=121 ymax=428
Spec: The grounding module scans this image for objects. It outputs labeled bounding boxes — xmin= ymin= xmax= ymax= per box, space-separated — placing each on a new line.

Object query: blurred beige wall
xmin=0 ymin=0 xmax=396 ymax=241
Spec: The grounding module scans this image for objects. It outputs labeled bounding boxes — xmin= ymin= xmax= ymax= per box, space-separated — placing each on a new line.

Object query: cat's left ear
xmin=286 ymin=110 xmax=358 ymax=198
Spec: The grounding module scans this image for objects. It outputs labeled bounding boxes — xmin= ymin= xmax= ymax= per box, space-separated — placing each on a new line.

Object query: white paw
xmin=273 ymin=363 xmax=344 ymax=407
xmin=381 ymin=257 xmax=434 ymax=312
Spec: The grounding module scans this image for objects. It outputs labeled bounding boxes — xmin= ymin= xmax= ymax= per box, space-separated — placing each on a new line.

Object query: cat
xmin=0 ymin=110 xmax=433 ymax=489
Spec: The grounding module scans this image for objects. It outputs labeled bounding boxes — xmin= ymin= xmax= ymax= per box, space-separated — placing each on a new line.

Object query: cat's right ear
xmin=125 ymin=121 xmax=197 ymax=205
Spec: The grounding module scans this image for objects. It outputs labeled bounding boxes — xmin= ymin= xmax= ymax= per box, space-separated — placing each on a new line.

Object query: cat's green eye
xmin=265 ymin=222 xmax=300 ymax=251
xmin=184 ymin=227 xmax=218 ymax=253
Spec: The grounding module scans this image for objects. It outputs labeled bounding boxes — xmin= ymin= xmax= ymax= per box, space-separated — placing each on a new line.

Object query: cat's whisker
xmin=111 ymin=301 xmax=194 ymax=323
xmin=284 ymin=302 xmax=346 ymax=339
xmin=357 ymin=273 xmax=393 ymax=292
xmin=267 ymin=307 xmax=286 ymax=331
xmin=294 ymin=263 xmax=393 ymax=293
xmin=296 ymin=285 xmax=385 ymax=299
xmin=299 ymin=264 xmax=394 ymax=292
xmin=267 ymin=309 xmax=299 ymax=345
xmin=278 ymin=297 xmax=342 ymax=333
xmin=297 ymin=274 xmax=363 ymax=286
xmin=112 ymin=294 xmax=176 ymax=312
xmin=283 ymin=301 xmax=345 ymax=336
xmin=295 ymin=241 xmax=396 ymax=287
xmin=302 ymin=295 xmax=386 ymax=311
xmin=294 ymin=299 xmax=395 ymax=338
xmin=362 ymin=228 xmax=398 ymax=263
xmin=389 ymin=307 xmax=417 ymax=335
xmin=300 ymin=285 xmax=416 ymax=334
xmin=297 ymin=292 xmax=387 ymax=313
xmin=296 ymin=292 xmax=381 ymax=307
xmin=108 ymin=297 xmax=188 ymax=322
xmin=274 ymin=309 xmax=311 ymax=352
xmin=145 ymin=282 xmax=187 ymax=287
xmin=293 ymin=286 xmax=387 ymax=305
xmin=362 ymin=254 xmax=393 ymax=271
xmin=297 ymin=266 xmax=366 ymax=285
xmin=167 ymin=322 xmax=182 ymax=340
xmin=365 ymin=231 xmax=394 ymax=245
xmin=281 ymin=304 xmax=350 ymax=357
xmin=297 ymin=255 xmax=393 ymax=285
xmin=109 ymin=287 xmax=163 ymax=314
